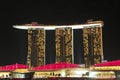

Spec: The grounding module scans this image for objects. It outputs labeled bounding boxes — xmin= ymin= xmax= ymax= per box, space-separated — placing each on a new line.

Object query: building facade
xmin=27 ymin=28 xmax=45 ymax=67
xmin=13 ymin=20 xmax=104 ymax=68
xmin=55 ymin=28 xmax=73 ymax=63
xmin=83 ymin=22 xmax=103 ymax=67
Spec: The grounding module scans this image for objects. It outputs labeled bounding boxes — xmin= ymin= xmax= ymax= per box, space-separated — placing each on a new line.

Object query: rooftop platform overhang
xmin=13 ymin=21 xmax=103 ymax=30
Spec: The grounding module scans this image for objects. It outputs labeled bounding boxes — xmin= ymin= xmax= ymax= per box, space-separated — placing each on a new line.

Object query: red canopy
xmin=94 ymin=60 xmax=120 ymax=67
xmin=0 ymin=63 xmax=28 ymax=71
xmin=32 ymin=62 xmax=80 ymax=71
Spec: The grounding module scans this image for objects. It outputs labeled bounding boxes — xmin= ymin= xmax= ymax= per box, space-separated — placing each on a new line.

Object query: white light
xmin=13 ymin=22 xmax=103 ymax=30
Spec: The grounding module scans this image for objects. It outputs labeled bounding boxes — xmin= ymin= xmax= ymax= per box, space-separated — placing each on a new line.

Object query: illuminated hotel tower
xmin=55 ymin=28 xmax=73 ymax=63
xmin=27 ymin=28 xmax=45 ymax=67
xmin=83 ymin=21 xmax=103 ymax=67
xmin=13 ymin=20 xmax=104 ymax=67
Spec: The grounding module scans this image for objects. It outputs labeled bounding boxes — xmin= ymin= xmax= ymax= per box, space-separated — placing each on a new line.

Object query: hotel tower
xmin=13 ymin=20 xmax=104 ymax=67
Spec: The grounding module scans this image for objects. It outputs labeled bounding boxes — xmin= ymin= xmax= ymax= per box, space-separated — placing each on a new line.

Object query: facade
xmin=55 ymin=28 xmax=73 ymax=63
xmin=13 ymin=20 xmax=104 ymax=68
xmin=27 ymin=28 xmax=45 ymax=67
xmin=83 ymin=26 xmax=103 ymax=67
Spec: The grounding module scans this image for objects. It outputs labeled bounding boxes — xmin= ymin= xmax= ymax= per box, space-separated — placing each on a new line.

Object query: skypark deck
xmin=13 ymin=21 xmax=103 ymax=30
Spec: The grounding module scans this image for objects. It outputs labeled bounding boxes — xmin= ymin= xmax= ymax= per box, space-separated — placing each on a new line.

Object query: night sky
xmin=0 ymin=1 xmax=119 ymax=66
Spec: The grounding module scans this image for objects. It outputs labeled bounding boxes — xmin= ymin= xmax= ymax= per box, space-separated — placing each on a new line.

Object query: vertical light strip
xmin=72 ymin=29 xmax=74 ymax=63
xmin=44 ymin=30 xmax=46 ymax=65
xmin=100 ymin=27 xmax=104 ymax=61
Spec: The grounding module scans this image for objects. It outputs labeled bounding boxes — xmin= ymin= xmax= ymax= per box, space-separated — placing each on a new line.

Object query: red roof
xmin=94 ymin=60 xmax=120 ymax=67
xmin=32 ymin=62 xmax=80 ymax=71
xmin=0 ymin=63 xmax=28 ymax=71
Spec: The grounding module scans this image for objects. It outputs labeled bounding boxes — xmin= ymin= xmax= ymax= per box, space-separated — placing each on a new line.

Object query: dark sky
xmin=0 ymin=0 xmax=119 ymax=66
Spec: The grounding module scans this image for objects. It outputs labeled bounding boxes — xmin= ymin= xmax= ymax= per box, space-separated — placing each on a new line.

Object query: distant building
xmin=27 ymin=28 xmax=45 ymax=67
xmin=13 ymin=20 xmax=104 ymax=67
xmin=55 ymin=28 xmax=73 ymax=63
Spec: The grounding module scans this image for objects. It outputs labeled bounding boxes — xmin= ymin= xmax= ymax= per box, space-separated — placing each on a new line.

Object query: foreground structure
xmin=0 ymin=62 xmax=118 ymax=80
